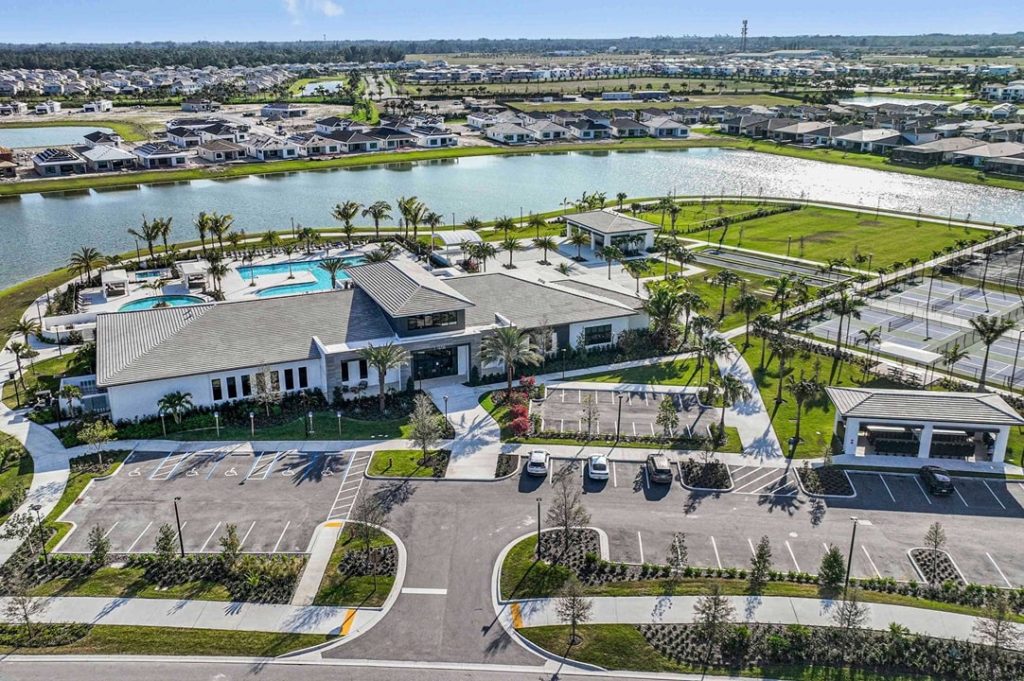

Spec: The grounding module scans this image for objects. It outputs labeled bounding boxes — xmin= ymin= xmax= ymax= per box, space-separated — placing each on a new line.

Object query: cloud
xmin=282 ymin=0 xmax=343 ymax=23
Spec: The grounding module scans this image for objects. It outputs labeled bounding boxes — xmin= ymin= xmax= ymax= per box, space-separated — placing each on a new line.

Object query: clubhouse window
xmin=298 ymin=366 xmax=308 ymax=389
xmin=241 ymin=374 xmax=252 ymax=397
xmin=284 ymin=368 xmax=295 ymax=391
xmin=408 ymin=311 xmax=458 ymax=330
xmin=226 ymin=376 xmax=238 ymax=400
xmin=211 ymin=378 xmax=223 ymax=402
xmin=584 ymin=324 xmax=613 ymax=346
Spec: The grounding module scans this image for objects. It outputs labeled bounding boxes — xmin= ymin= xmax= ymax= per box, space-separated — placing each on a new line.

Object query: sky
xmin=1 ymin=0 xmax=1019 ymax=43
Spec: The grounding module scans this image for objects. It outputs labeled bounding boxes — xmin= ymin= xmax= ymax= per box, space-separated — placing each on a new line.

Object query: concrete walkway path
xmin=0 ymin=595 xmax=368 ymax=636
xmin=716 ymin=347 xmax=784 ymax=461
xmin=513 ymin=594 xmax=983 ymax=644
xmin=291 ymin=521 xmax=344 ymax=606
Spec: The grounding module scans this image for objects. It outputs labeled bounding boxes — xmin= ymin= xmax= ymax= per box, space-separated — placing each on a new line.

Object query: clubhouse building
xmin=96 ymin=260 xmax=647 ymax=422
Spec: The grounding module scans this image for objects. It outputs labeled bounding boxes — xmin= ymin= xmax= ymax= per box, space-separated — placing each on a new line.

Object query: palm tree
xmin=7 ymin=342 xmax=28 ymax=392
xmin=699 ymin=335 xmax=732 ymax=387
xmin=209 ymin=212 xmax=235 ymax=252
xmin=57 ymin=384 xmax=81 ymax=429
xmin=969 ymin=315 xmax=1015 ymax=388
xmin=463 ymin=216 xmax=483 ymax=232
xmin=856 ymin=326 xmax=882 ymax=363
xmin=494 ymin=216 xmax=516 ymax=237
xmin=332 ymin=201 xmax=363 ymax=249
xmin=157 ymin=390 xmax=194 ymax=425
xmin=786 ymin=371 xmax=822 ymax=447
xmin=358 ymin=342 xmax=410 ymax=413
xmin=68 ymin=246 xmax=105 ymax=284
xmin=622 ymin=258 xmax=652 ymax=294
xmin=567 ymin=230 xmax=589 ymax=261
xmin=643 ymin=282 xmax=683 ymax=352
xmin=424 ymin=211 xmax=445 ymax=238
xmin=152 ymin=216 xmax=174 ymax=255
xmin=533 ymin=236 xmax=558 ymax=265
xmin=769 ymin=336 xmax=795 ymax=404
xmin=281 ymin=244 xmax=297 ymax=278
xmin=128 ymin=217 xmax=162 ymax=260
xmin=679 ymin=291 xmax=708 ymax=345
xmin=528 ymin=214 xmax=547 ymax=238
xmin=596 ymin=245 xmax=623 ymax=280
xmin=827 ymin=290 xmax=866 ymax=354
xmin=9 ymin=318 xmax=40 ymax=346
xmin=499 ymin=236 xmax=523 ymax=269
xmin=479 ymin=326 xmax=543 ymax=395
xmin=474 ymin=242 xmax=498 ymax=272
xmin=297 ymin=226 xmax=320 ymax=255
xmin=194 ymin=211 xmax=213 ymax=255
xmin=261 ymin=230 xmax=281 ymax=252
xmin=751 ymin=314 xmax=776 ymax=370
xmin=362 ymin=200 xmax=392 ymax=240
xmin=616 ymin=192 xmax=628 ymax=210
xmin=767 ymin=274 xmax=795 ymax=323
xmin=718 ymin=373 xmax=752 ymax=434
xmin=319 ymin=258 xmax=347 ymax=289
xmin=941 ymin=343 xmax=969 ymax=375
xmin=732 ymin=287 xmax=765 ymax=348
xmin=711 ymin=270 xmax=743 ymax=319
xmin=208 ymin=260 xmax=228 ymax=293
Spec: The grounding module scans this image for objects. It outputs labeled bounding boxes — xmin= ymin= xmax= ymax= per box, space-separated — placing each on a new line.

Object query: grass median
xmin=314 ymin=525 xmax=396 ymax=608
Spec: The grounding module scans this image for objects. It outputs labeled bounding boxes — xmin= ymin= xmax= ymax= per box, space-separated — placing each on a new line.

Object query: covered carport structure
xmin=827 ymin=387 xmax=1024 ymax=464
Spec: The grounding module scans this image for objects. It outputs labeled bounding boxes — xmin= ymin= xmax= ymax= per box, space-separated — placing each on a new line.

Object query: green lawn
xmin=711 ymin=205 xmax=991 ymax=269
xmin=0 ymin=624 xmax=330 ymax=657
xmin=314 ymin=525 xmax=395 ymax=608
xmin=2 ymin=351 xmax=87 ymax=409
xmin=46 ymin=451 xmax=131 ymax=550
xmin=0 ymin=433 xmax=33 ymax=525
xmin=571 ymin=358 xmax=697 ymax=386
xmin=680 ymin=263 xmax=788 ymax=332
xmin=0 ymin=267 xmax=73 ymax=348
xmin=636 ymin=200 xmax=766 ymax=234
xmin=29 ymin=567 xmax=231 ymax=602
xmin=368 ymin=449 xmax=441 ymax=477
xmin=519 ymin=625 xmax=941 ymax=680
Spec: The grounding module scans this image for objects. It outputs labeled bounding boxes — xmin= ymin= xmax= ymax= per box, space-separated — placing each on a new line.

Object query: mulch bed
xmin=797 ymin=464 xmax=854 ymax=496
xmin=680 ymin=460 xmax=731 ymax=490
xmin=909 ymin=548 xmax=964 ymax=586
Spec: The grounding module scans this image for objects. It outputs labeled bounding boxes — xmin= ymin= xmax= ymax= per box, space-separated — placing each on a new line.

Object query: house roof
xmin=899 ymin=137 xmax=986 ymax=154
xmin=955 ymin=142 xmax=1024 ymax=159
xmin=33 ymin=148 xmax=83 ymax=164
xmin=643 ymin=116 xmax=685 ymax=129
xmin=344 ymin=260 xmax=474 ymax=318
xmin=198 ymin=139 xmax=244 ymax=152
xmin=327 ymin=129 xmax=379 ymax=144
xmin=487 ymin=123 xmax=532 ymax=135
xmin=835 ymin=128 xmax=904 ymax=144
xmin=549 ymin=279 xmax=644 ymax=309
xmin=609 ymin=118 xmax=647 ymax=130
xmin=84 ymin=131 xmax=121 ymax=144
xmin=79 ymin=145 xmax=136 ymax=162
xmin=96 ymin=288 xmax=392 ymax=387
xmin=566 ymin=209 xmax=656 ymax=235
xmin=826 ymin=387 xmax=1024 ymax=426
xmin=134 ymin=142 xmax=186 ymax=157
xmin=446 ymin=273 xmax=637 ymax=328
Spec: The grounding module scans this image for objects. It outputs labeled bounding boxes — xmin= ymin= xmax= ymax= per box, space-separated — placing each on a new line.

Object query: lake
xmin=839 ymin=96 xmax=953 ymax=107
xmin=301 ymin=81 xmax=347 ymax=96
xmin=0 ymin=125 xmax=115 ymax=149
xmin=1 ymin=147 xmax=1022 ymax=290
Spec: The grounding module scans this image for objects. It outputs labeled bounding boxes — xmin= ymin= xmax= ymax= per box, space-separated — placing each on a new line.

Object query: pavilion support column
xmin=993 ymin=427 xmax=1010 ymax=464
xmin=844 ymin=418 xmax=860 ymax=457
xmin=917 ymin=424 xmax=934 ymax=459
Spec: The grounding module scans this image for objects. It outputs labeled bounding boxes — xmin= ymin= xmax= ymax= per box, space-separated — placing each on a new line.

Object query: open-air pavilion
xmin=827 ymin=387 xmax=1024 ymax=464
xmin=564 ymin=210 xmax=658 ymax=254
xmin=101 ymin=269 xmax=129 ymax=299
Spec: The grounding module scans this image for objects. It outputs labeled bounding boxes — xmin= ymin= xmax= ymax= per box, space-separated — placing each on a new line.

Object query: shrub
xmin=509 ymin=404 xmax=529 ymax=420
xmin=509 ymin=417 xmax=532 ymax=437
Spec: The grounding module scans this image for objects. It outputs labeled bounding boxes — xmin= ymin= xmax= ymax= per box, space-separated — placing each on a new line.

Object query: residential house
xmin=642 ymin=116 xmax=689 ymax=138
xmin=484 ymin=123 xmax=533 ymax=145
xmin=79 ymin=144 xmax=137 ymax=172
xmin=289 ymin=132 xmax=343 ymax=156
xmin=82 ymin=99 xmax=113 ymax=113
xmin=32 ymin=148 xmax=86 ymax=176
xmin=525 ymin=120 xmax=569 ymax=142
xmin=244 ymin=135 xmax=300 ymax=160
xmin=165 ymin=126 xmax=205 ymax=148
xmin=609 ymin=118 xmax=648 ymax=138
xmin=891 ymin=137 xmax=986 ymax=166
xmin=197 ymin=139 xmax=246 ymax=163
xmin=370 ymin=127 xmax=417 ymax=150
xmin=409 ymin=127 xmax=457 ymax=148
xmin=260 ymin=102 xmax=308 ymax=119
xmin=833 ymin=128 xmax=905 ymax=154
xmin=34 ymin=100 xmax=61 ymax=115
xmin=952 ymin=142 xmax=1024 ymax=168
xmin=568 ymin=119 xmax=610 ymax=140
xmin=0 ymin=101 xmax=28 ymax=116
xmin=327 ymin=129 xmax=382 ymax=153
xmin=769 ymin=121 xmax=832 ymax=143
xmin=83 ymin=131 xmax=123 ymax=148
xmin=985 ymin=154 xmax=1024 ymax=176
xmin=181 ymin=98 xmax=221 ymax=112
xmin=133 ymin=142 xmax=189 ymax=169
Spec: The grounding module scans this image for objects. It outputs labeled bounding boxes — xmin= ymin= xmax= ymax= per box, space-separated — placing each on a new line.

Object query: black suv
xmin=919 ymin=465 xmax=954 ymax=496
xmin=646 ymin=455 xmax=674 ymax=485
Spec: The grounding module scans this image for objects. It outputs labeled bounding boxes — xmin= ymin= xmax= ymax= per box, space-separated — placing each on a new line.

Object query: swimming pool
xmin=239 ymin=257 xmax=365 ymax=298
xmin=133 ymin=269 xmax=166 ymax=280
xmin=119 ymin=295 xmax=206 ymax=311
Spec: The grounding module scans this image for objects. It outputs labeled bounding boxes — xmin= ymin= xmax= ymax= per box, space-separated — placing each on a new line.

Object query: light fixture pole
xmin=561 ymin=348 xmax=567 ymax=380
xmin=30 ymin=503 xmax=48 ymax=566
xmin=249 ymin=411 xmax=255 ymax=437
xmin=844 ymin=516 xmax=859 ymax=599
xmin=443 ymin=394 xmax=449 ymax=425
xmin=307 ymin=411 xmax=315 ymax=437
xmin=160 ymin=412 xmax=167 ymax=437
xmin=615 ymin=392 xmax=625 ymax=439
xmin=173 ymin=496 xmax=185 ymax=557
xmin=535 ymin=497 xmax=542 ymax=559
xmin=213 ymin=411 xmax=220 ymax=438
xmin=336 ymin=411 xmax=342 ymax=437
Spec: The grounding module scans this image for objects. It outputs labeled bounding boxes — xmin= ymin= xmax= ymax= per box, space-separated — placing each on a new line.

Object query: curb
xmin=676 ymin=458 xmax=735 ymax=493
xmin=792 ymin=464 xmax=858 ymax=499
xmin=907 ymin=547 xmax=967 ymax=586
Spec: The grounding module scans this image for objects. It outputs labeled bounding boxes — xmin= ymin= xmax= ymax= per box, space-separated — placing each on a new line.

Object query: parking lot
xmin=514 ymin=456 xmax=1024 ymax=587
xmin=535 ymin=387 xmax=719 ymax=437
xmin=56 ymin=447 xmax=371 ymax=555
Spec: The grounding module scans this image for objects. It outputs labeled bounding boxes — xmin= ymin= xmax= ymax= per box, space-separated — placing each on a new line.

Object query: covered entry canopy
xmin=435 ymin=230 xmax=482 ymax=250
xmin=827 ymin=387 xmax=1024 ymax=464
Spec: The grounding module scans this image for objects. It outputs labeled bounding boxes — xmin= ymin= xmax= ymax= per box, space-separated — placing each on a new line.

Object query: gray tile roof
xmin=566 ymin=210 xmax=657 ymax=235
xmin=550 ymin=279 xmax=644 ymax=309
xmin=446 ymin=274 xmax=638 ymax=329
xmin=97 ymin=289 xmax=392 ymax=386
xmin=826 ymin=387 xmax=1024 ymax=426
xmin=344 ymin=260 xmax=474 ymax=318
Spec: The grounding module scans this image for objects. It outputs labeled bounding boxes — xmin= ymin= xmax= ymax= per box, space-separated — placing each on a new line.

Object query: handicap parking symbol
xmin=129 ymin=468 xmax=142 ymax=477
xmin=323 ymin=469 xmax=334 ymax=476
xmin=186 ymin=468 xmax=199 ymax=477
xmin=224 ymin=467 xmax=238 ymax=477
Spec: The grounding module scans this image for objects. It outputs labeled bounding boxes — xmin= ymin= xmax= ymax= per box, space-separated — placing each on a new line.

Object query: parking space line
xmin=730 ymin=467 xmax=765 ymax=483
xmin=912 ymin=477 xmax=933 ymax=504
xmin=983 ymin=481 xmax=1007 ymax=510
xmin=273 ymin=521 xmax=291 ymax=553
xmin=245 ymin=453 xmax=266 ymax=480
xmin=205 ymin=452 xmax=227 ymax=480
xmin=861 ymin=546 xmax=881 ymax=578
xmin=747 ymin=537 xmax=755 ymax=557
xmin=147 ymin=452 xmax=176 ymax=481
xmin=101 ymin=521 xmax=120 ymax=539
xmin=649 ymin=423 xmax=655 ymax=436
xmin=877 ymin=474 xmax=896 ymax=503
xmin=710 ymin=536 xmax=722 ymax=569
xmin=200 ymin=522 xmax=222 ymax=553
xmin=986 ymin=553 xmax=1013 ymax=588
xmin=612 ymin=462 xmax=618 ymax=488
xmin=637 ymin=532 xmax=644 ymax=564
xmin=240 ymin=521 xmax=256 ymax=549
xmin=785 ymin=541 xmax=800 ymax=572
xmin=954 ymin=488 xmax=970 ymax=507
xmin=632 ymin=422 xmax=636 ymax=436
xmin=126 ymin=522 xmax=153 ymax=553
xmin=733 ymin=469 xmax=778 ymax=491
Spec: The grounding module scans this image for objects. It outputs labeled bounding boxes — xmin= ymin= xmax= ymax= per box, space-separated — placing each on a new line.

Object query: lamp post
xmin=536 ymin=497 xmax=542 ymax=559
xmin=336 ymin=411 xmax=342 ymax=438
xmin=443 ymin=394 xmax=449 ymax=425
xmin=561 ymin=348 xmax=567 ymax=380
xmin=160 ymin=412 xmax=167 ymax=437
xmin=213 ymin=411 xmax=220 ymax=438
xmin=307 ymin=411 xmax=314 ymax=437
xmin=844 ymin=516 xmax=859 ymax=599
xmin=249 ymin=411 xmax=255 ymax=437
xmin=8 ymin=371 xmax=20 ymax=409
xmin=173 ymin=496 xmax=185 ymax=557
xmin=615 ymin=392 xmax=625 ymax=439
xmin=30 ymin=503 xmax=48 ymax=566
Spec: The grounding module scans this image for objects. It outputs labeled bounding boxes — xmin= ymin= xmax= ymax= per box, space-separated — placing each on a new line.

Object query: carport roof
xmin=826 ymin=387 xmax=1024 ymax=426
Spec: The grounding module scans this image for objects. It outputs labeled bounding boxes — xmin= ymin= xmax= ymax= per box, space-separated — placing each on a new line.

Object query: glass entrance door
xmin=412 ymin=347 xmax=459 ymax=380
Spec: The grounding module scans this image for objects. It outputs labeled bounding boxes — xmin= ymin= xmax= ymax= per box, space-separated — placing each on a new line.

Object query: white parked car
xmin=587 ymin=454 xmax=610 ymax=481
xmin=525 ymin=449 xmax=550 ymax=477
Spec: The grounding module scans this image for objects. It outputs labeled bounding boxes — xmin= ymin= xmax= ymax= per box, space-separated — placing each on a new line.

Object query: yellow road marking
xmin=325 ymin=521 xmax=343 ymax=528
xmin=510 ymin=603 xmax=523 ymax=629
xmin=341 ymin=608 xmax=357 ymax=635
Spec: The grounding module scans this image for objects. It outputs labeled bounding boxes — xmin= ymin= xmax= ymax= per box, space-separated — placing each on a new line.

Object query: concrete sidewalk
xmin=716 ymin=349 xmax=784 ymax=461
xmin=291 ymin=521 xmax=345 ymax=606
xmin=513 ymin=594 xmax=983 ymax=643
xmin=0 ymin=595 xmax=370 ymax=636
